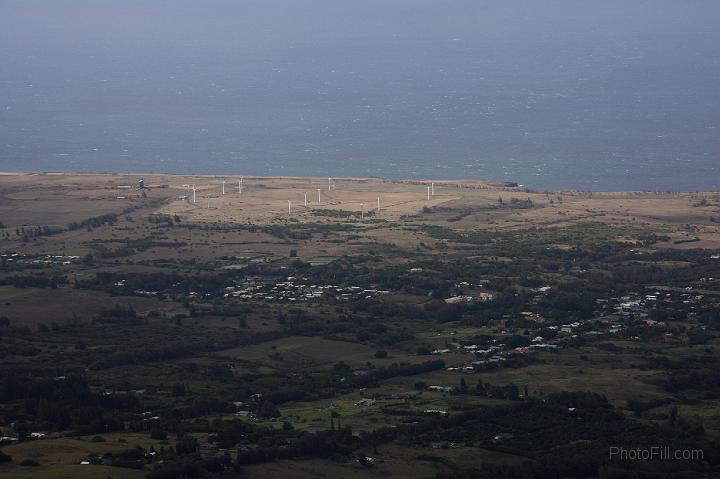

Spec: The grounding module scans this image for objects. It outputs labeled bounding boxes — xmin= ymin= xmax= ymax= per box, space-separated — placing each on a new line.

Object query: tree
xmin=459 ymin=377 xmax=468 ymax=394
xmin=175 ymin=436 xmax=199 ymax=455
xmin=256 ymin=401 xmax=280 ymax=419
xmin=331 ymin=411 xmax=341 ymax=430
xmin=0 ymin=450 xmax=11 ymax=463
xmin=507 ymin=383 xmax=520 ymax=401
xmin=172 ymin=383 xmax=188 ymax=397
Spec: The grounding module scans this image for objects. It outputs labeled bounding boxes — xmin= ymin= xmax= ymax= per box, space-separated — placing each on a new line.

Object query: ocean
xmin=1 ymin=0 xmax=719 ymax=191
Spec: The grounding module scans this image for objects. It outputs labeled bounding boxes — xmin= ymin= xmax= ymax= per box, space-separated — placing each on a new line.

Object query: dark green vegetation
xmin=2 ymin=203 xmax=720 ymax=478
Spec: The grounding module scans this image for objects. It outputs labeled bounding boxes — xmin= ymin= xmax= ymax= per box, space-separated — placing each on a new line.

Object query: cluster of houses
xmin=444 ymin=292 xmax=494 ymax=304
xmin=223 ymin=277 xmax=391 ymax=303
xmin=0 ymin=431 xmax=46 ymax=444
xmin=593 ymin=289 xmax=712 ymax=335
xmin=108 ymin=274 xmax=397 ymax=302
xmin=0 ymin=252 xmax=79 ymax=267
xmin=434 ymin=339 xmax=561 ymax=374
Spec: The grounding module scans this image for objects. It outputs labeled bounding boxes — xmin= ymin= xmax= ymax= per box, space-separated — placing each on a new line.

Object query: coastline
xmin=0 ymin=170 xmax=717 ymax=195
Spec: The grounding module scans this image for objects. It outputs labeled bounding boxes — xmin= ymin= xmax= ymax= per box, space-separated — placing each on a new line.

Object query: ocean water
xmin=1 ymin=0 xmax=719 ymax=191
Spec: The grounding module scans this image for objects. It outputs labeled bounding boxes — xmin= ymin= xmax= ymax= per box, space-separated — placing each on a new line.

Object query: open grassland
xmin=0 ymin=286 xmax=181 ymax=328
xmin=0 ymin=432 xmax=173 ymax=479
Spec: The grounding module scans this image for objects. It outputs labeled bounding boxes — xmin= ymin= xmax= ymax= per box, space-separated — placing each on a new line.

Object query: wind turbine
xmin=427 ymin=186 xmax=431 ymax=201
xmin=431 ymin=182 xmax=435 ymax=196
xmin=222 ymin=181 xmax=226 ymax=195
xmin=288 ymin=200 xmax=292 ymax=215
xmin=304 ymin=192 xmax=308 ymax=207
xmin=317 ymin=189 xmax=321 ymax=203
xmin=377 ymin=197 xmax=380 ymax=214
xmin=361 ymin=203 xmax=364 ymax=220
xmin=192 ymin=185 xmax=196 ymax=203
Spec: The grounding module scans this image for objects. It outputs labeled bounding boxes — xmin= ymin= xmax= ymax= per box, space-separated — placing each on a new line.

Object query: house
xmin=428 ymin=386 xmax=452 ymax=393
xmin=476 ymin=292 xmax=495 ymax=302
xmin=506 ymin=347 xmax=536 ymax=356
xmin=520 ymin=311 xmax=544 ymax=323
xmin=445 ymin=296 xmax=473 ymax=304
xmin=424 ymin=409 xmax=447 ymax=415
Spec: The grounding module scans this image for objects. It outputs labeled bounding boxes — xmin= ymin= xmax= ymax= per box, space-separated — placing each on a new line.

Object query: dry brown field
xmin=1 ymin=172 xmax=717 ymax=233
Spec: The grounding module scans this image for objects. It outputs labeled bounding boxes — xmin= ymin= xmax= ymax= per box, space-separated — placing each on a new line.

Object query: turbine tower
xmin=317 ymin=189 xmax=321 ymax=203
xmin=304 ymin=192 xmax=308 ymax=207
xmin=222 ymin=181 xmax=226 ymax=195
xmin=192 ymin=185 xmax=196 ymax=203
xmin=377 ymin=197 xmax=380 ymax=214
xmin=431 ymin=182 xmax=435 ymax=196
xmin=361 ymin=203 xmax=364 ymax=220
xmin=328 ymin=177 xmax=332 ymax=191
xmin=427 ymin=186 xmax=431 ymax=201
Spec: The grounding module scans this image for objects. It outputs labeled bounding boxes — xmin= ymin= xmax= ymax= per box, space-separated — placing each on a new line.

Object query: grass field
xmin=0 ymin=432 xmax=173 ymax=479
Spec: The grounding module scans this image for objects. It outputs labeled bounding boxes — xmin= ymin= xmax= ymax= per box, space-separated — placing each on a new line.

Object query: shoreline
xmin=0 ymin=170 xmax=717 ymax=195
